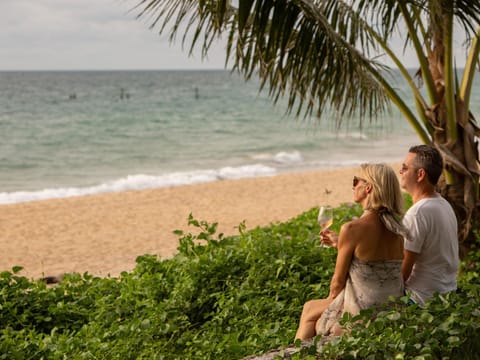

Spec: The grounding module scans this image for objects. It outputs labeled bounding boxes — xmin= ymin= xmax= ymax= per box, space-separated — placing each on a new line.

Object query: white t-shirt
xmin=403 ymin=194 xmax=459 ymax=306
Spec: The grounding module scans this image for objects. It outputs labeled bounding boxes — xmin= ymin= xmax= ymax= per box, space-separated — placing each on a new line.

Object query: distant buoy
xmin=120 ymin=88 xmax=131 ymax=100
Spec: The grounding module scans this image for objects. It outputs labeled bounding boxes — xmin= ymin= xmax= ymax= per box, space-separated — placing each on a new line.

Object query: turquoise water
xmin=1 ymin=70 xmax=426 ymax=204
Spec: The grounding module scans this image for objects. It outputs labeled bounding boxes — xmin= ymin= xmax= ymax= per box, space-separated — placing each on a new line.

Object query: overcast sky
xmin=0 ymin=0 xmax=469 ymax=71
xmin=0 ymin=0 xmax=228 ymax=71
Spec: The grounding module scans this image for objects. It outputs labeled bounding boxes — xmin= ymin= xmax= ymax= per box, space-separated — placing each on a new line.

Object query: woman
xmin=295 ymin=163 xmax=407 ymax=341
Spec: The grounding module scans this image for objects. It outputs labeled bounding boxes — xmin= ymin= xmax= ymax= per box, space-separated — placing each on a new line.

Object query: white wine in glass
xmin=317 ymin=206 xmax=333 ymax=231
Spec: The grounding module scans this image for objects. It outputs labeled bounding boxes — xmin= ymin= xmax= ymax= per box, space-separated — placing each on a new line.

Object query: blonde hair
xmin=360 ymin=163 xmax=403 ymax=215
xmin=360 ymin=163 xmax=407 ymax=237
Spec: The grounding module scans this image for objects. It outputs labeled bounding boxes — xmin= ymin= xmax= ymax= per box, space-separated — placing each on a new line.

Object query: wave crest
xmin=0 ymin=164 xmax=276 ymax=204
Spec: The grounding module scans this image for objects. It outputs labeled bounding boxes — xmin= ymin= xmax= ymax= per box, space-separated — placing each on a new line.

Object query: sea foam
xmin=0 ymin=164 xmax=277 ymax=205
xmin=251 ymin=150 xmax=303 ymax=164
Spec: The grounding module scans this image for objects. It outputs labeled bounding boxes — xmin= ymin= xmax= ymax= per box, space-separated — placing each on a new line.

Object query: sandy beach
xmin=0 ymin=165 xmax=400 ymax=279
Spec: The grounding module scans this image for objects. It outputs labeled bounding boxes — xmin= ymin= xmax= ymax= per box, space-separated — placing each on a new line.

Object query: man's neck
xmin=412 ymin=186 xmax=437 ymax=203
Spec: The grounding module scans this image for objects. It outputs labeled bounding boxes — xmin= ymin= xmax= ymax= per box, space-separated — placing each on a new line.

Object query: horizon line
xmin=0 ymin=68 xmax=231 ymax=73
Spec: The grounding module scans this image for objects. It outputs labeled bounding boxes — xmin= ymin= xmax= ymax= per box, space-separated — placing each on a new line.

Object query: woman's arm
xmin=328 ymin=222 xmax=356 ymax=299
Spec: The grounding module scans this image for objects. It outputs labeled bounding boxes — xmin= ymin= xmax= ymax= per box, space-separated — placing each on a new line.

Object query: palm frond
xmin=453 ymin=0 xmax=480 ymax=36
xmin=133 ymin=0 xmax=480 ymax=125
xmin=134 ymin=0 xmax=393 ymax=121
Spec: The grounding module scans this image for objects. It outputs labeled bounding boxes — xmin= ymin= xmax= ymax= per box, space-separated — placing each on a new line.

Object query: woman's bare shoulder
xmin=339 ymin=217 xmax=365 ymax=240
xmin=341 ymin=216 xmax=369 ymax=232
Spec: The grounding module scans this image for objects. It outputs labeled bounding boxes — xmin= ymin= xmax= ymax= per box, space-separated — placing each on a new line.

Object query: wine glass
xmin=318 ymin=206 xmax=334 ymax=247
xmin=317 ymin=206 xmax=333 ymax=231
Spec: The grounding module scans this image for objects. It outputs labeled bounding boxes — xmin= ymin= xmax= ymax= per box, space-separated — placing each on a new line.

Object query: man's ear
xmin=417 ymin=168 xmax=427 ymax=182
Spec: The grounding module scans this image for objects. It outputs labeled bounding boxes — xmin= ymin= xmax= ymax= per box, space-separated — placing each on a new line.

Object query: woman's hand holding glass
xmin=317 ymin=206 xmax=338 ymax=247
xmin=320 ymin=229 xmax=338 ymax=247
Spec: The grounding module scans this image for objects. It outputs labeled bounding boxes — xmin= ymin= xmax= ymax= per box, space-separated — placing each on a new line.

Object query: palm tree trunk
xmin=434 ymin=104 xmax=480 ymax=256
xmin=423 ymin=6 xmax=480 ymax=254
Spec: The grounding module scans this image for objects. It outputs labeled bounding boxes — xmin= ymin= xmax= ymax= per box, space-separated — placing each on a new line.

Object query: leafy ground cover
xmin=1 ymin=203 xmax=479 ymax=359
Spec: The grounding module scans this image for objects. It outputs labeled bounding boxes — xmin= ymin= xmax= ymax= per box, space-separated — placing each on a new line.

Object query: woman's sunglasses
xmin=353 ymin=176 xmax=366 ymax=187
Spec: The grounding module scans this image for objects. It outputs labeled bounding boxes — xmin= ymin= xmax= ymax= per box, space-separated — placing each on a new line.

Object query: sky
xmin=0 ymin=0 xmax=228 ymax=71
xmin=0 ymin=0 xmax=470 ymax=71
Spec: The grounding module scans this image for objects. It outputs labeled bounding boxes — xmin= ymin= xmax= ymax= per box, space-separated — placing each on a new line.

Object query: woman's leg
xmin=295 ymin=298 xmax=331 ymax=341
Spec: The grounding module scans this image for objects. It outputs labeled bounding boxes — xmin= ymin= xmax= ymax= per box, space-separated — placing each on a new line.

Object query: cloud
xmin=0 ymin=0 xmax=227 ymax=70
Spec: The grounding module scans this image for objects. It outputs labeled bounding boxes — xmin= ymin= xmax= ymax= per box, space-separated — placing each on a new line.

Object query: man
xmin=399 ymin=145 xmax=459 ymax=306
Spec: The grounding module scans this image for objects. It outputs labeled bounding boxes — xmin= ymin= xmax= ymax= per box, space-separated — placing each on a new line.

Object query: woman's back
xmin=348 ymin=211 xmax=404 ymax=262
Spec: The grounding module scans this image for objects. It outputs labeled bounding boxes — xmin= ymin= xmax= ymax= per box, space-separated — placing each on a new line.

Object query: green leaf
xmin=420 ymin=312 xmax=434 ymax=323
xmin=12 ymin=266 xmax=23 ymax=274
xmin=387 ymin=311 xmax=401 ymax=321
xmin=447 ymin=336 xmax=460 ymax=344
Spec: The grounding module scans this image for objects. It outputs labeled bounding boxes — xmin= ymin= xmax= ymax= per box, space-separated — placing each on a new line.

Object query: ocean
xmin=0 ymin=70 xmax=430 ymax=204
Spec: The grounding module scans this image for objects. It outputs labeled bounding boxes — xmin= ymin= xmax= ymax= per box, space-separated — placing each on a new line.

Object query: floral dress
xmin=316 ymin=256 xmax=404 ymax=336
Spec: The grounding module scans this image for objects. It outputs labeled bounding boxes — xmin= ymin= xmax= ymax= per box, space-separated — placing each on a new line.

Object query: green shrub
xmin=0 ymin=202 xmax=478 ymax=359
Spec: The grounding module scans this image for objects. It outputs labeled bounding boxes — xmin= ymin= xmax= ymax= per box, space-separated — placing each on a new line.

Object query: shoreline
xmin=0 ymin=164 xmax=401 ymax=279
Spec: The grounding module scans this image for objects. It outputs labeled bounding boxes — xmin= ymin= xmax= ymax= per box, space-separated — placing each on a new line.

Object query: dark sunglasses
xmin=353 ymin=176 xmax=366 ymax=187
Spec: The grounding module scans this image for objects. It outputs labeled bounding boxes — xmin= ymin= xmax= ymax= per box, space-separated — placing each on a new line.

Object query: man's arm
xmin=402 ymin=249 xmax=418 ymax=282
